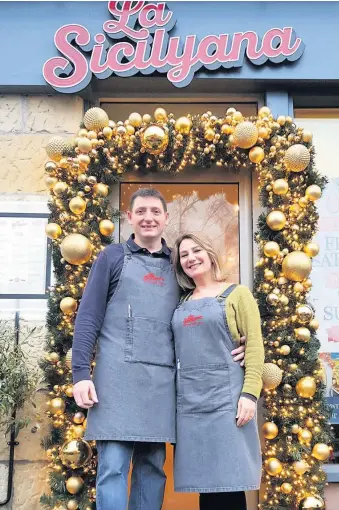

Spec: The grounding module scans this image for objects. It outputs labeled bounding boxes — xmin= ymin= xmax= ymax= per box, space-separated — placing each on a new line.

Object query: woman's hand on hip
xmin=236 ymin=396 xmax=256 ymax=427
xmin=231 ymin=336 xmax=246 ymax=367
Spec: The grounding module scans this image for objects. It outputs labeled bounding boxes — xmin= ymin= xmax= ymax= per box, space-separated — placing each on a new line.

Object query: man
xmin=72 ymin=188 xmax=246 ymax=510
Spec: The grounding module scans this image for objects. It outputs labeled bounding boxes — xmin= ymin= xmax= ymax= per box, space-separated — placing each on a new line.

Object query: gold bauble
xmin=295 ymin=327 xmax=311 ymax=343
xmin=67 ymin=501 xmax=79 ymax=510
xmin=103 ymin=126 xmax=113 ymax=139
xmin=304 ymin=242 xmax=319 ymax=258
xmin=281 ymin=483 xmax=293 ymax=495
xmin=87 ymin=130 xmax=97 ymax=140
xmin=83 ymin=108 xmax=109 ymax=131
xmin=175 ymin=116 xmax=192 ymax=135
xmin=83 ymin=418 xmax=87 ymax=429
xmin=49 ymin=397 xmax=65 ymax=416
xmin=65 ymin=476 xmax=85 ymax=495
xmin=299 ymin=196 xmax=308 ymax=208
xmin=277 ymin=115 xmax=286 ymax=126
xmin=258 ymin=127 xmax=269 ymax=139
xmin=284 ymin=144 xmax=310 ymax=172
xmin=265 ymin=457 xmax=282 ymax=476
xmin=233 ymin=121 xmax=258 ymax=149
xmin=78 ymin=173 xmax=87 ymax=184
xmin=282 ymin=251 xmax=312 ymax=282
xmin=65 ymin=386 xmax=74 ymax=398
xmin=312 ymin=443 xmax=330 ymax=461
xmin=302 ymin=131 xmax=313 ymax=143
xmin=298 ymin=495 xmax=325 ymax=509
xmin=249 ymin=146 xmax=265 ymax=164
xmin=204 ymin=128 xmax=215 ymax=141
xmin=45 ymin=223 xmax=62 ymax=240
xmin=262 ymin=422 xmax=279 ymax=439
xmin=72 ymin=425 xmax=85 ymax=438
xmin=65 ymin=348 xmax=72 ymax=369
xmin=60 ymin=297 xmax=77 ymax=314
xmin=45 ymin=161 xmax=57 ymax=173
xmin=73 ymin=412 xmax=85 ymax=425
xmin=294 ymin=282 xmax=304 ymax=293
xmin=221 ymin=124 xmax=234 ymax=135
xmin=305 ymin=417 xmax=314 ymax=428
xmin=61 ymin=440 xmax=92 ymax=469
xmin=264 ymin=270 xmax=275 ymax=281
xmin=272 ymin=179 xmax=289 ymax=195
xmin=262 ymin=363 xmax=283 ymax=390
xmin=267 ymin=293 xmax=279 ymax=306
xmin=309 ymin=319 xmax=319 ymax=330
xmin=154 ymin=107 xmax=167 ymax=122
xmin=69 ymin=196 xmax=86 ymax=215
xmin=99 ymin=219 xmax=115 ymax=236
xmin=298 ymin=428 xmax=313 ymax=444
xmin=296 ymin=376 xmax=316 ymax=398
xmin=93 ymin=183 xmax=109 ymax=197
xmin=128 ymin=112 xmax=143 ymax=127
xmin=53 ymin=182 xmax=69 ymax=196
xmin=126 ymin=125 xmax=135 ymax=135
xmin=305 ymin=185 xmax=322 ymax=202
xmin=258 ymin=106 xmax=271 ymax=118
xmin=266 ymin=211 xmax=286 ymax=231
xmin=78 ymin=154 xmax=91 ymax=166
xmin=60 ymin=234 xmax=93 ymax=265
xmin=264 ymin=241 xmax=280 ymax=257
xmin=141 ymin=125 xmax=169 ymax=154
xmin=292 ymin=424 xmax=300 ymax=434
xmin=46 ymin=137 xmax=68 ymax=161
xmin=297 ymin=305 xmax=314 ymax=324
xmin=293 ymin=460 xmax=309 ymax=475
xmin=143 ymin=113 xmax=152 ymax=124
xmin=77 ymin=137 xmax=92 ymax=153
xmin=280 ymin=345 xmax=291 ymax=356
xmin=49 ymin=352 xmax=60 ymax=363
xmin=45 ymin=176 xmax=58 ymax=189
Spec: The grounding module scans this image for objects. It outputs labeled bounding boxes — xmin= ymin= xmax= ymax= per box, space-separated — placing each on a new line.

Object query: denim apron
xmin=172 ymin=284 xmax=262 ymax=492
xmin=85 ymin=243 xmax=180 ymax=443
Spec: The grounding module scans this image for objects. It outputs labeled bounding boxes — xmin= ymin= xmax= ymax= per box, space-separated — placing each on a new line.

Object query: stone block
xmin=0 ymin=96 xmax=22 ymax=134
xmin=0 ymin=463 xmax=10 ymax=507
xmin=25 ymin=96 xmax=83 ymax=134
xmin=11 ymin=460 xmax=49 ymax=510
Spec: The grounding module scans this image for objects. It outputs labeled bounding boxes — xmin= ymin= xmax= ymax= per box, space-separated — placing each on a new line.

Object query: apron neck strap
xmin=123 ymin=242 xmax=132 ymax=259
xmin=219 ymin=283 xmax=237 ymax=300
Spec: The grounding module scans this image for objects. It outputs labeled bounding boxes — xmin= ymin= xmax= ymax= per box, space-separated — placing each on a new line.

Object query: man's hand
xmin=73 ymin=380 xmax=98 ymax=409
xmin=231 ymin=336 xmax=246 ymax=367
xmin=236 ymin=396 xmax=256 ymax=427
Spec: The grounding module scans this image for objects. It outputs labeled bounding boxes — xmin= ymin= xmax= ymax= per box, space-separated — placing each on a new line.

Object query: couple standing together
xmin=72 ymin=188 xmax=265 ymax=510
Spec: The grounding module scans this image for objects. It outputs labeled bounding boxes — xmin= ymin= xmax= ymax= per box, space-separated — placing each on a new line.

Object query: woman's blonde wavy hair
xmin=172 ymin=232 xmax=225 ymax=291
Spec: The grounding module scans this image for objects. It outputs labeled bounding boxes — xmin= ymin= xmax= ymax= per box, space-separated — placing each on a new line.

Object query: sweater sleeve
xmin=232 ymin=285 xmax=265 ymax=399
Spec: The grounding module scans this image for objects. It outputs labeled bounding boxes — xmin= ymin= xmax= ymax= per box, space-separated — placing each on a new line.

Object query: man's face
xmin=127 ymin=197 xmax=169 ymax=241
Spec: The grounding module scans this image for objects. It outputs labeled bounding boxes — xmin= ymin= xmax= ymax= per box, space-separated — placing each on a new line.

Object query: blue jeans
xmin=96 ymin=441 xmax=166 ymax=510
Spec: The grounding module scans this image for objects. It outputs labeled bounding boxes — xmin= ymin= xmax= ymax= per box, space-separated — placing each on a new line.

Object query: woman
xmin=171 ymin=232 xmax=264 ymax=510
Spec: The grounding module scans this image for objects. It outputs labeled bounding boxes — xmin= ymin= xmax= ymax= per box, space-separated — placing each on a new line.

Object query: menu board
xmin=0 ymin=215 xmax=50 ymax=297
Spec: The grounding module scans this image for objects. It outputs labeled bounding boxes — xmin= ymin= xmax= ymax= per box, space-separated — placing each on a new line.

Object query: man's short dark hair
xmin=129 ymin=188 xmax=167 ymax=212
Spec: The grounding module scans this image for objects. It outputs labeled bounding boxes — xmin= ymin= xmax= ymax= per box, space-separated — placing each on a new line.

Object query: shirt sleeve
xmin=233 ymin=285 xmax=265 ymax=399
xmin=72 ymin=250 xmax=110 ymax=384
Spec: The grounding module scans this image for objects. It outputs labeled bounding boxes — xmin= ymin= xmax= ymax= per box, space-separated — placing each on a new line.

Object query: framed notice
xmin=0 ymin=213 xmax=51 ymax=299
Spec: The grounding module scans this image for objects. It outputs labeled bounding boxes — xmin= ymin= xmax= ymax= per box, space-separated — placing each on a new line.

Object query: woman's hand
xmin=231 ymin=336 xmax=246 ymax=367
xmin=236 ymin=396 xmax=256 ymax=427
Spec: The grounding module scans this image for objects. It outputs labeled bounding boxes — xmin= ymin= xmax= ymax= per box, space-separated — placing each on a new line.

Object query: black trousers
xmin=199 ymin=491 xmax=247 ymax=510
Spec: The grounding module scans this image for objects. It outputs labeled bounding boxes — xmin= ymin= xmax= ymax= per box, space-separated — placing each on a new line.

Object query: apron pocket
xmin=177 ymin=365 xmax=231 ymax=414
xmin=125 ymin=316 xmax=175 ymax=367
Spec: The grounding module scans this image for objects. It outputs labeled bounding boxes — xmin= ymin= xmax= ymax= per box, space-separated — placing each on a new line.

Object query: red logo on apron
xmin=143 ymin=272 xmax=165 ymax=286
xmin=183 ymin=314 xmax=203 ymax=326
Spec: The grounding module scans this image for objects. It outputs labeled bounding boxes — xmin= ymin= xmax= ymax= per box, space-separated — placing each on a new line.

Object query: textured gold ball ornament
xmin=60 ymin=297 xmax=77 ymax=314
xmin=66 ymin=476 xmax=85 ymax=495
xmin=99 ymin=220 xmax=115 ymax=236
xmin=69 ymin=197 xmax=86 ymax=215
xmin=83 ymin=108 xmax=109 ymax=131
xmin=60 ymin=234 xmax=93 ymax=265
xmin=175 ymin=116 xmax=192 ymax=135
xmin=312 ymin=443 xmax=330 ymax=461
xmin=304 ymin=242 xmax=319 ymax=258
xmin=128 ymin=112 xmax=143 ymax=127
xmin=45 ymin=176 xmax=58 ymax=189
xmin=61 ymin=440 xmax=92 ymax=469
xmin=77 ymin=137 xmax=92 ymax=153
xmin=296 ymin=376 xmax=316 ymax=398
xmin=298 ymin=428 xmax=313 ymax=444
xmin=49 ymin=397 xmax=66 ymax=416
xmin=264 ymin=241 xmax=280 ymax=257
xmin=262 ymin=422 xmax=279 ymax=439
xmin=293 ymin=460 xmax=309 ymax=475
xmin=46 ymin=137 xmax=68 ymax=161
xmin=281 ymin=483 xmax=293 ymax=495
xmin=305 ymin=185 xmax=322 ymax=202
xmin=297 ymin=305 xmax=314 ymax=324
xmin=295 ymin=327 xmax=311 ymax=343
xmin=265 ymin=458 xmax=282 ymax=476
xmin=73 ymin=412 xmax=85 ymax=424
xmin=141 ymin=125 xmax=169 ymax=155
xmin=298 ymin=495 xmax=325 ymax=509
xmin=282 ymin=251 xmax=312 ymax=282
xmin=154 ymin=107 xmax=167 ymax=122
xmin=65 ymin=348 xmax=72 ymax=369
xmin=249 ymin=146 xmax=265 ymax=164
xmin=45 ymin=223 xmax=62 ymax=240
xmin=284 ymin=144 xmax=310 ymax=172
xmin=266 ymin=211 xmax=286 ymax=231
xmin=272 ymin=179 xmax=289 ymax=195
xmin=233 ymin=121 xmax=258 ymax=148
xmin=93 ymin=183 xmax=109 ymax=197
xmin=67 ymin=501 xmax=79 ymax=510
xmin=262 ymin=363 xmax=283 ymax=390
xmin=53 ymin=182 xmax=69 ymax=196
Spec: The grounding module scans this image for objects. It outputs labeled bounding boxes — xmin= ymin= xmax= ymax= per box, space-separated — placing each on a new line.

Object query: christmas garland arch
xmin=41 ymin=106 xmax=333 ymax=510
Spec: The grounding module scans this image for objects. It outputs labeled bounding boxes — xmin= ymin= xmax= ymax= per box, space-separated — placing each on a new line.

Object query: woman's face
xmin=179 ymin=238 xmax=212 ymax=280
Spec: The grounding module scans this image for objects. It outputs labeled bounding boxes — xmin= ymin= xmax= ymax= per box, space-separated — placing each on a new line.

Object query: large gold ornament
xmin=60 ymin=297 xmax=77 ymax=314
xmin=262 ymin=422 xmax=279 ymax=439
xmin=69 ymin=196 xmax=86 ymax=215
xmin=141 ymin=125 xmax=169 ymax=154
xmin=66 ymin=476 xmax=85 ymax=495
xmin=93 ymin=183 xmax=109 ymax=197
xmin=60 ymin=439 xmax=92 ymax=469
xmin=264 ymin=241 xmax=280 ymax=257
xmin=262 ymin=363 xmax=283 ymax=390
xmin=295 ymin=327 xmax=311 ymax=343
xmin=304 ymin=242 xmax=319 ymax=258
xmin=264 ymin=457 xmax=282 ymax=476
xmin=60 ymin=234 xmax=93 ymax=265
xmin=175 ymin=116 xmax=192 ymax=135
xmin=284 ymin=144 xmax=310 ymax=172
xmin=67 ymin=501 xmax=79 ymax=510
xmin=272 ymin=179 xmax=289 ymax=195
xmin=77 ymin=137 xmax=92 ymax=153
xmin=297 ymin=305 xmax=314 ymax=324
xmin=99 ymin=219 xmax=115 ymax=236
xmin=266 ymin=211 xmax=286 ymax=231
xmin=312 ymin=443 xmax=330 ymax=461
xmin=282 ymin=251 xmax=312 ymax=282
xmin=49 ymin=397 xmax=66 ymax=416
xmin=128 ymin=112 xmax=142 ymax=127
xmin=249 ymin=146 xmax=265 ymax=164
xmin=296 ymin=376 xmax=316 ymax=398
xmin=45 ymin=223 xmax=62 ymax=240
xmin=298 ymin=495 xmax=325 ymax=509
xmin=305 ymin=185 xmax=322 ymax=202
xmin=280 ymin=483 xmax=293 ymax=494
xmin=233 ymin=121 xmax=258 ymax=148
xmin=293 ymin=460 xmax=309 ymax=475
xmin=83 ymin=108 xmax=109 ymax=131
xmin=46 ymin=136 xmax=68 ymax=161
